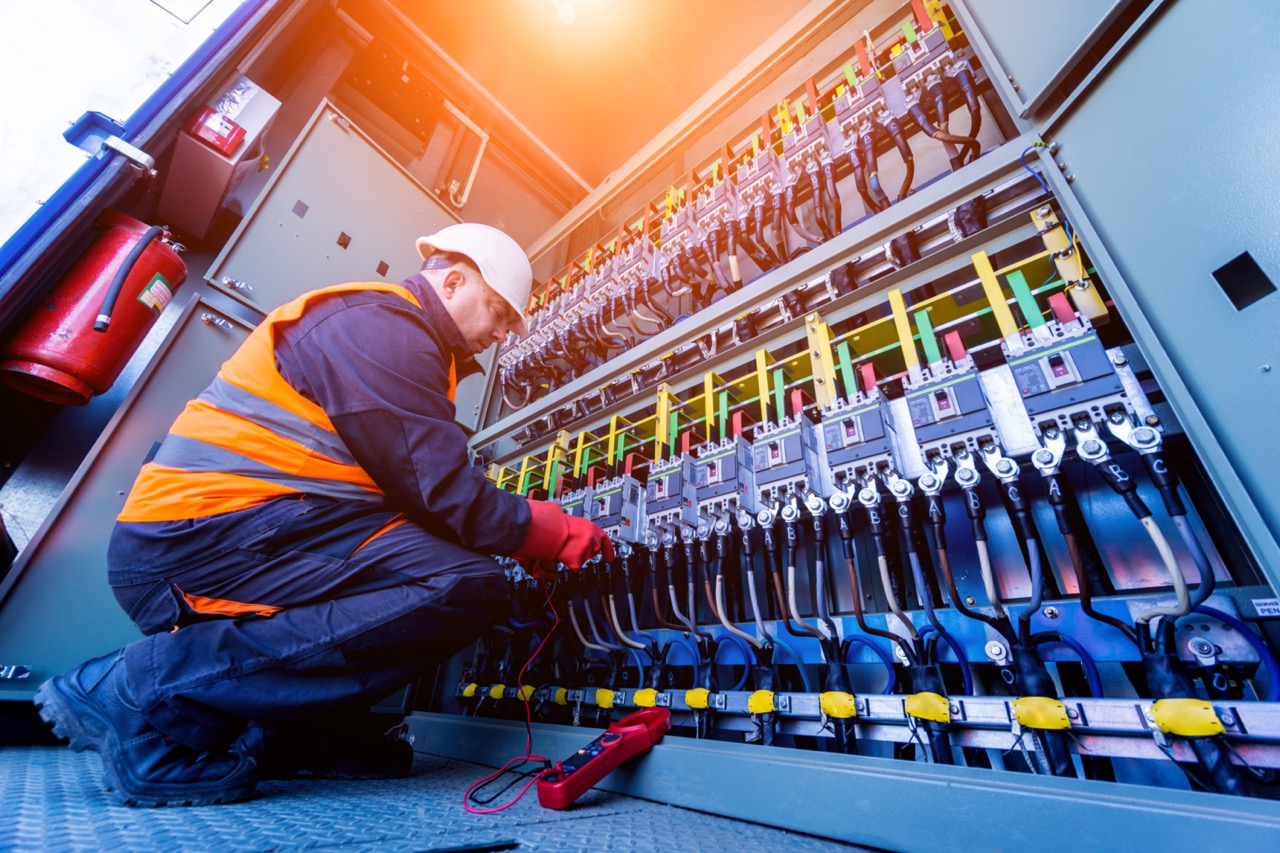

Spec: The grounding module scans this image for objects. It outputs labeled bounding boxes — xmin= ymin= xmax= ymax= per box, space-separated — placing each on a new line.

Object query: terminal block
xmin=805 ymin=383 xmax=902 ymax=494
xmin=732 ymin=142 xmax=789 ymax=268
xmin=750 ymin=415 xmax=812 ymax=504
xmin=645 ymin=454 xmax=698 ymax=536
xmin=691 ymin=437 xmax=754 ymax=522
xmin=828 ymin=69 xmax=881 ymax=178
xmin=559 ymin=486 xmax=591 ymax=519
xmin=1003 ymin=313 xmax=1133 ymax=435
xmin=890 ymin=24 xmax=951 ymax=78
xmin=588 ymin=474 xmax=647 ymax=545
xmin=902 ymin=343 xmax=1000 ymax=462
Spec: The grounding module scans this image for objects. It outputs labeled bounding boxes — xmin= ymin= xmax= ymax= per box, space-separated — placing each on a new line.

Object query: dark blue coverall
xmin=106 ymin=273 xmax=529 ymax=751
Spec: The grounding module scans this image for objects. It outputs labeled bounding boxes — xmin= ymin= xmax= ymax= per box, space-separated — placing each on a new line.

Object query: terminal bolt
xmin=985 ymin=641 xmax=1010 ymax=665
xmin=1188 ymin=636 xmax=1218 ymax=668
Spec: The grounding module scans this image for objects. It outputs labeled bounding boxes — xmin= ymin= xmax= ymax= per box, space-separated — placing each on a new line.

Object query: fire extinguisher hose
xmin=94 ymin=225 xmax=165 ymax=332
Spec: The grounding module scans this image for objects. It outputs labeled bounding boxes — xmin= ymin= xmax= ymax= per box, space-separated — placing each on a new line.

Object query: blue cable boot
xmin=34 ymin=651 xmax=258 ymax=806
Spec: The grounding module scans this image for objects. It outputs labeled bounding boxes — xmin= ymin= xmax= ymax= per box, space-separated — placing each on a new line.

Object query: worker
xmin=34 ymin=224 xmax=613 ymax=807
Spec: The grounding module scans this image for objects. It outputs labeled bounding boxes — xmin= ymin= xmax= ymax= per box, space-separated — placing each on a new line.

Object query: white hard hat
xmin=416 ymin=223 xmax=532 ymax=336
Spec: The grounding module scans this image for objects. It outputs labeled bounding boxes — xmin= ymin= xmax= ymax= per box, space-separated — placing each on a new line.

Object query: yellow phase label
xmin=905 ymin=692 xmax=951 ymax=723
xmin=820 ymin=692 xmax=858 ymax=719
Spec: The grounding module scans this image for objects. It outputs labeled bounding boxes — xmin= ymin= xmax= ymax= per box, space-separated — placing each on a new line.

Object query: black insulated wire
xmin=836 ymin=506 xmax=917 ymax=665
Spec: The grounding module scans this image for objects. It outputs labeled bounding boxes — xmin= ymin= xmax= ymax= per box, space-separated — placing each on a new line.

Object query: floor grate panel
xmin=2 ymin=746 xmax=869 ymax=852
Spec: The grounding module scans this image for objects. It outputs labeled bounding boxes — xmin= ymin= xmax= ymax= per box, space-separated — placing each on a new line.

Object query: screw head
xmin=965 ymin=596 xmax=976 ymax=606
xmin=920 ymin=475 xmax=937 ymax=490
xmin=1221 ymin=712 xmax=1237 ymax=726
xmin=1189 ymin=638 xmax=1215 ymax=657
xmin=996 ymin=459 xmax=1015 ymax=476
xmin=1132 ymin=427 xmax=1157 ymax=444
xmin=1144 ymin=415 xmax=1161 ymax=427
xmin=1111 ymin=353 xmax=1128 ymax=366
xmin=1081 ymin=440 xmax=1102 ymax=456
xmin=985 ymin=641 xmax=1009 ymax=663
xmin=1042 ymin=606 xmax=1059 ymax=619
xmin=1033 ymin=449 xmax=1054 ymax=466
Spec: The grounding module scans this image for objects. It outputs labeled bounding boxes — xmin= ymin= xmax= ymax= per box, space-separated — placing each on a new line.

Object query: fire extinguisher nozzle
xmin=94 ymin=315 xmax=111 ymax=333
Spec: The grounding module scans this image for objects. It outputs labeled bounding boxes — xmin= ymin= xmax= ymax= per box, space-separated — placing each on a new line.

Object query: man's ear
xmin=441 ymin=268 xmax=466 ymax=298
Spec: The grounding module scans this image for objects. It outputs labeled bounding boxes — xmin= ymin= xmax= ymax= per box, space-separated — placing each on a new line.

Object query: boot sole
xmin=34 ymin=676 xmax=256 ymax=808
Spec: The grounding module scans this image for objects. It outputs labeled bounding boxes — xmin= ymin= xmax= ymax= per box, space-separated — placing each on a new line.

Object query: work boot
xmin=34 ymin=651 xmax=258 ymax=806
xmin=235 ymin=713 xmax=415 ymax=780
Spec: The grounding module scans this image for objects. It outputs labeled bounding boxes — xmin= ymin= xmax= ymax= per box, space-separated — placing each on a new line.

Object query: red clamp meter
xmin=537 ymin=707 xmax=672 ymax=810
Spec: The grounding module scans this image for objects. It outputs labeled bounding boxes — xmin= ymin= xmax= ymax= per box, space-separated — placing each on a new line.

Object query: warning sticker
xmin=136 ymin=272 xmax=173 ymax=315
xmin=1253 ymin=598 xmax=1280 ymax=618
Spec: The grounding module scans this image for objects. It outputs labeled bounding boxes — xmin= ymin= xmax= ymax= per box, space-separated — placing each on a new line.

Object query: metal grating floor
xmin=1 ymin=746 xmax=871 ymax=852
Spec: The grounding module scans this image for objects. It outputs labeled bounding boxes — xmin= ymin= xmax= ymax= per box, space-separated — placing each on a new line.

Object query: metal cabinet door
xmin=956 ymin=0 xmax=1139 ymax=118
xmin=0 ymin=295 xmax=252 ymax=700
xmin=205 ymin=100 xmax=460 ymax=311
xmin=202 ymin=100 xmax=492 ymax=425
xmin=1044 ymin=0 xmax=1280 ymax=579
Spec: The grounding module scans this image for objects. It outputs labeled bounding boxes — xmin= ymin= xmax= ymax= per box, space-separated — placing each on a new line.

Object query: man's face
xmin=439 ymin=268 xmax=523 ymax=354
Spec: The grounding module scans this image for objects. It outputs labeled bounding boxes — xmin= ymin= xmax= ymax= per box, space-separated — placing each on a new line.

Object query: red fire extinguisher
xmin=0 ymin=210 xmax=187 ymax=406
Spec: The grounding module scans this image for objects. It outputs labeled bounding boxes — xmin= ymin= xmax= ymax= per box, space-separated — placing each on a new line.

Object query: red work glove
xmin=513 ymin=499 xmax=615 ymax=570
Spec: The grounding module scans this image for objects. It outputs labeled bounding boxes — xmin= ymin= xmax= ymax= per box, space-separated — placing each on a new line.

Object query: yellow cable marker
xmin=972 ymin=251 xmax=1020 ymax=342
xmin=685 ymin=688 xmax=711 ymax=710
xmin=595 ymin=688 xmax=615 ymax=710
xmin=633 ymin=688 xmax=658 ymax=708
xmin=887 ymin=289 xmax=920 ymax=373
xmin=904 ymin=692 xmax=951 ymax=724
xmin=489 ymin=684 xmax=506 ymax=700
xmin=1150 ymin=699 xmax=1225 ymax=737
xmin=1011 ymin=696 xmax=1071 ymax=730
xmin=1028 ymin=207 xmax=1107 ymax=320
xmin=654 ymin=384 xmax=679 ymax=460
xmin=748 ymin=690 xmax=776 ymax=715
xmin=820 ymin=692 xmax=858 ymax=719
xmin=805 ymin=313 xmax=837 ymax=409
xmin=704 ymin=372 xmax=721 ymax=434
xmin=554 ymin=687 xmax=569 ymax=706
xmin=462 ymin=683 xmax=478 ymax=698
xmin=517 ymin=685 xmax=535 ymax=702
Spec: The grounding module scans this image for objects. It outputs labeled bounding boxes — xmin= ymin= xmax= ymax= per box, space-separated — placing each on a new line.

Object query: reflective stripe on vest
xmin=119 ymin=282 xmax=426 ymax=522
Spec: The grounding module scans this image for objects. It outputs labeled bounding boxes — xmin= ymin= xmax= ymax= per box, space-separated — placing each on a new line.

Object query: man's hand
xmin=513 ymin=500 xmax=615 ymax=570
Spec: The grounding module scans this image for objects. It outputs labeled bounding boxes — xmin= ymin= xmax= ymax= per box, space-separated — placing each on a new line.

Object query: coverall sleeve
xmin=277 ymin=296 xmax=531 ymax=554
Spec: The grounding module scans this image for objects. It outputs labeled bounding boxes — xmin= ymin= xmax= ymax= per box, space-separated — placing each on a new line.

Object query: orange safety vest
xmin=119 ymin=282 xmax=456 ymax=523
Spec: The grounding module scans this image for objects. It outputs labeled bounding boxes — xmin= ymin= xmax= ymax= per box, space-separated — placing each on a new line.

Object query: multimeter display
xmin=537 ymin=708 xmax=672 ymax=809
